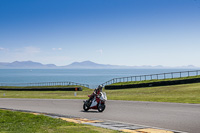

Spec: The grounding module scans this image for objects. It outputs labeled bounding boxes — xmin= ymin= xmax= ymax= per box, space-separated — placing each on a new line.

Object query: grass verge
xmin=0 ymin=109 xmax=119 ymax=133
xmin=0 ymin=83 xmax=200 ymax=104
xmin=0 ymin=89 xmax=93 ymax=99
xmin=106 ymin=83 xmax=200 ymax=104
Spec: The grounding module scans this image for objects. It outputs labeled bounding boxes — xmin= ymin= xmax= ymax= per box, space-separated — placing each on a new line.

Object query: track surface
xmin=0 ymin=98 xmax=199 ymax=133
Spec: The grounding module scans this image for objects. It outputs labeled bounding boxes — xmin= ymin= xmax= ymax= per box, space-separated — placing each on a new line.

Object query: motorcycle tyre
xmin=83 ymin=102 xmax=89 ymax=111
xmin=98 ymin=104 xmax=105 ymax=112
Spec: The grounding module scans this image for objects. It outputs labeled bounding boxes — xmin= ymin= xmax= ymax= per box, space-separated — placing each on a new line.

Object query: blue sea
xmin=0 ymin=69 xmax=197 ymax=88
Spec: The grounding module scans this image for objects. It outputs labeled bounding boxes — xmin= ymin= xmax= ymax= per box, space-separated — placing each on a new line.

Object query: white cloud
xmin=52 ymin=48 xmax=62 ymax=51
xmin=0 ymin=46 xmax=71 ymax=65
xmin=39 ymin=55 xmax=71 ymax=66
xmin=24 ymin=46 xmax=40 ymax=54
xmin=96 ymin=49 xmax=103 ymax=55
xmin=12 ymin=46 xmax=40 ymax=59
xmin=0 ymin=47 xmax=5 ymax=51
xmin=0 ymin=46 xmax=41 ymax=62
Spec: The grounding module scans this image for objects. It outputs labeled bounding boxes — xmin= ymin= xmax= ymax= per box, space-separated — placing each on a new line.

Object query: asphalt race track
xmin=0 ymin=98 xmax=199 ymax=133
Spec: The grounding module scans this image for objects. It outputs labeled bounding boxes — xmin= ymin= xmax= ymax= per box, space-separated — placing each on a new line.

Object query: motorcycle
xmin=83 ymin=92 xmax=107 ymax=112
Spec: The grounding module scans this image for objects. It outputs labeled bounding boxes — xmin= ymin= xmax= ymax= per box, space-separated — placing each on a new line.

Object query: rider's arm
xmin=93 ymin=89 xmax=97 ymax=95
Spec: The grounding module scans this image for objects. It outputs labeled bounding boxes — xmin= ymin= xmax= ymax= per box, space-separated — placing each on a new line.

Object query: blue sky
xmin=0 ymin=0 xmax=200 ymax=66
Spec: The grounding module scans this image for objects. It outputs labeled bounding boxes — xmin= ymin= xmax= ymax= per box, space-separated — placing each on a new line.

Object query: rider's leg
xmin=88 ymin=95 xmax=94 ymax=106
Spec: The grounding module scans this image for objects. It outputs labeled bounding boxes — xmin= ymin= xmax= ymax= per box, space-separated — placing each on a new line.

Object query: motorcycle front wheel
xmin=98 ymin=104 xmax=105 ymax=112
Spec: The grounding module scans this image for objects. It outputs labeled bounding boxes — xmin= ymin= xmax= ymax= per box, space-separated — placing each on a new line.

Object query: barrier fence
xmin=0 ymin=81 xmax=89 ymax=88
xmin=101 ymin=70 xmax=200 ymax=86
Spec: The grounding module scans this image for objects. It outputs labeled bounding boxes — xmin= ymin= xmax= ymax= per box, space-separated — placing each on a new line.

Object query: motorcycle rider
xmin=88 ymin=85 xmax=103 ymax=104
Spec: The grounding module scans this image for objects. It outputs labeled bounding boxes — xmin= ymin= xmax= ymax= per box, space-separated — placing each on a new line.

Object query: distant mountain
xmin=0 ymin=60 xmax=199 ymax=69
xmin=0 ymin=61 xmax=57 ymax=69
xmin=62 ymin=61 xmax=124 ymax=69
xmin=62 ymin=61 xmax=177 ymax=69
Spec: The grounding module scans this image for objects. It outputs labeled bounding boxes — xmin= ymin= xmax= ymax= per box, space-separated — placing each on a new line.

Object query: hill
xmin=0 ymin=61 xmax=57 ymax=69
xmin=62 ymin=61 xmax=124 ymax=69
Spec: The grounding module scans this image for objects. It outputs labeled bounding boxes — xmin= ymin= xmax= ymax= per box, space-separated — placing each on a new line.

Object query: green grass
xmin=109 ymin=75 xmax=200 ymax=85
xmin=0 ymin=90 xmax=93 ymax=99
xmin=0 ymin=109 xmax=119 ymax=133
xmin=0 ymin=84 xmax=93 ymax=99
xmin=0 ymin=83 xmax=200 ymax=104
xmin=106 ymin=83 xmax=200 ymax=104
xmin=0 ymin=85 xmax=92 ymax=99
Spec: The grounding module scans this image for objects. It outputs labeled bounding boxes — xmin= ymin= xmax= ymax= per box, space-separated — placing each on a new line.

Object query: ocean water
xmin=0 ymin=69 xmax=196 ymax=88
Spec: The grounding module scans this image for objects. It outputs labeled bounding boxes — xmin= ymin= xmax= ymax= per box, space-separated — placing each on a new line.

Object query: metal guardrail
xmin=101 ymin=70 xmax=200 ymax=86
xmin=0 ymin=81 xmax=89 ymax=88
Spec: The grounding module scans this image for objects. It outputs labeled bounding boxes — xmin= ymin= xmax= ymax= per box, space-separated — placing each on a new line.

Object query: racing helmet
xmin=98 ymin=85 xmax=103 ymax=91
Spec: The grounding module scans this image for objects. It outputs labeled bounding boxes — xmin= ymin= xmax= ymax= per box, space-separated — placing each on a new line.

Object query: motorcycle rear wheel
xmin=83 ymin=102 xmax=89 ymax=111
